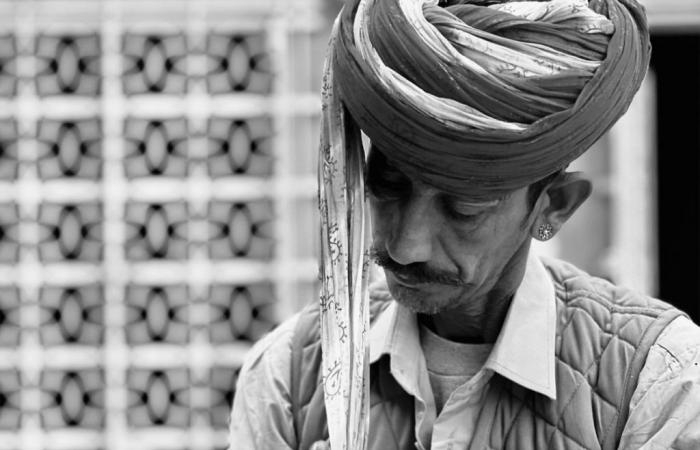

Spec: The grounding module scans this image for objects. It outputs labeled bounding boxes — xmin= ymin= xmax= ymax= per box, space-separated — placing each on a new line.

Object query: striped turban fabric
xmin=334 ymin=0 xmax=650 ymax=198
xmin=316 ymin=0 xmax=651 ymax=448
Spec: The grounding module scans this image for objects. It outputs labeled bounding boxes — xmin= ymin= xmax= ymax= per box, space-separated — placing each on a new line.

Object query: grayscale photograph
xmin=0 ymin=0 xmax=697 ymax=449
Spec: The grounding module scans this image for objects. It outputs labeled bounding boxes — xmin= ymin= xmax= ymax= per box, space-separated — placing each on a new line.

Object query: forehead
xmin=367 ymin=144 xmax=511 ymax=207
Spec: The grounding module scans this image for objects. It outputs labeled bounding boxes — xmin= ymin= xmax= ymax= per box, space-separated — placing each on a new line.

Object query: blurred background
xmin=0 ymin=0 xmax=695 ymax=449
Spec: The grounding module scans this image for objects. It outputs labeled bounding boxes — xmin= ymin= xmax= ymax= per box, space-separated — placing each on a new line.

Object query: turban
xmin=316 ymin=1 xmax=650 ymax=449
xmin=334 ymin=0 xmax=650 ymax=199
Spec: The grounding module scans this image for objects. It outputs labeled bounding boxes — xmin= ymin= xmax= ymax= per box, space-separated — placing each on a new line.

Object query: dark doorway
xmin=651 ymin=34 xmax=700 ymax=323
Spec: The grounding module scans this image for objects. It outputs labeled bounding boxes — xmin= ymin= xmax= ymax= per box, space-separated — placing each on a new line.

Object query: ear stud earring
xmin=537 ymin=223 xmax=554 ymax=241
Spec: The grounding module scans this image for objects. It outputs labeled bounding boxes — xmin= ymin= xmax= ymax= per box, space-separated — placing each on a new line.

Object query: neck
xmin=419 ymin=243 xmax=531 ymax=344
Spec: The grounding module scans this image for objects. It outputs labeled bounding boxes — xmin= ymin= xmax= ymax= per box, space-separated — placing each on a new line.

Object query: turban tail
xmin=317 ymin=0 xmax=650 ymax=448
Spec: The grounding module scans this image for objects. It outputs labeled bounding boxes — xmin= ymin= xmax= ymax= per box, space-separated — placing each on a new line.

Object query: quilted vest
xmin=290 ymin=258 xmax=685 ymax=450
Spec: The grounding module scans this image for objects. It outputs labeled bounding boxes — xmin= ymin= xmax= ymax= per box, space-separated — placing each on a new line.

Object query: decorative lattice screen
xmin=0 ymin=1 xmax=329 ymax=449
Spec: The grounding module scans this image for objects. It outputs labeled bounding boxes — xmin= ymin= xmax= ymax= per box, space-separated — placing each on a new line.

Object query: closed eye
xmin=444 ymin=206 xmax=482 ymax=222
xmin=442 ymin=197 xmax=493 ymax=222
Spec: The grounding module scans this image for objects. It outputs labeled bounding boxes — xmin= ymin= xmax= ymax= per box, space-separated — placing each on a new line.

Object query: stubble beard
xmin=386 ymin=281 xmax=466 ymax=315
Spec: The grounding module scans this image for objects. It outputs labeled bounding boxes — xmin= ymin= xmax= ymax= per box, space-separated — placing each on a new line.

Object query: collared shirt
xmin=366 ymin=255 xmax=557 ymax=449
xmin=229 ymin=256 xmax=700 ymax=449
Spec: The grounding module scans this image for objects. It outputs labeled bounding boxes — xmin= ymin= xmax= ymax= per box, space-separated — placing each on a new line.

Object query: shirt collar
xmin=484 ymin=253 xmax=557 ymax=399
xmin=368 ymin=253 xmax=557 ymax=400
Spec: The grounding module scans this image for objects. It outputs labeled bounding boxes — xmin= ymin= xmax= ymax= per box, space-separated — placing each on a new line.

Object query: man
xmin=230 ymin=0 xmax=700 ymax=448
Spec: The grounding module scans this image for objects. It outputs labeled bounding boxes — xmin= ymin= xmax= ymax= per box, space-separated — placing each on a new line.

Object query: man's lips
xmin=388 ymin=270 xmax=423 ymax=288
xmin=387 ymin=270 xmax=445 ymax=288
xmin=386 ymin=269 xmax=469 ymax=291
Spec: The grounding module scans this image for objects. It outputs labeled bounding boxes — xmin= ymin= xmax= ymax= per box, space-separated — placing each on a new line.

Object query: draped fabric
xmin=317 ymin=0 xmax=650 ymax=449
xmin=318 ymin=21 xmax=373 ymax=449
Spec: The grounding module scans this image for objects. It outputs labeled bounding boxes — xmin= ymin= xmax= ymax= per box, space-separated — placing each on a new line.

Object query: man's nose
xmin=385 ymin=195 xmax=434 ymax=265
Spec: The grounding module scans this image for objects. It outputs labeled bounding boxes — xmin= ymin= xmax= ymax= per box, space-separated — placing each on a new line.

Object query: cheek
xmin=449 ymin=216 xmax=522 ymax=278
xmin=444 ymin=228 xmax=490 ymax=281
xmin=369 ymin=200 xmax=393 ymax=240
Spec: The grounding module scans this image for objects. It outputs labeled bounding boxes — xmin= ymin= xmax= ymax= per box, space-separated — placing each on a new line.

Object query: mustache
xmin=370 ymin=247 xmax=465 ymax=286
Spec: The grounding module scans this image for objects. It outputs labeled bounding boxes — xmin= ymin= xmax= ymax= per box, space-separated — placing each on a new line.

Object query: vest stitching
xmin=556 ymin=300 xmax=639 ymax=364
xmin=555 ymin=294 xmax=629 ymax=441
xmin=554 ymin=279 xmax=673 ymax=448
xmin=561 ymin=304 xmax=636 ymax=348
xmin=561 ymin=287 xmax=664 ymax=318
xmin=500 ymin=385 xmax=529 ymax=446
xmin=547 ymin=425 xmax=591 ymax=450
xmin=553 ymin=276 xmax=670 ymax=434
xmin=550 ymin=266 xmax=663 ymax=309
xmin=557 ymin=302 xmax=641 ymax=410
xmin=554 ymin=272 xmax=666 ymax=315
xmin=500 ymin=376 xmax=592 ymax=450
xmin=549 ymin=378 xmax=591 ymax=449
xmin=510 ymin=394 xmax=592 ymax=450
xmin=561 ymin=303 xmax=646 ymax=349
xmin=554 ymin=360 xmax=618 ymax=411
xmin=560 ymin=305 xmax=652 ymax=353
xmin=527 ymin=265 xmax=669 ymax=447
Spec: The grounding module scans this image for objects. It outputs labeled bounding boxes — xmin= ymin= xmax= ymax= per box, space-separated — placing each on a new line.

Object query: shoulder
xmin=634 ymin=315 xmax=700 ymax=403
xmin=540 ymin=255 xmax=675 ymax=312
xmin=541 ymin=256 xmax=687 ymax=372
xmin=656 ymin=314 xmax=700 ymax=353
xmin=621 ymin=315 xmax=700 ymax=447
xmin=239 ymin=309 xmax=302 ymax=382
xmin=230 ymin=311 xmax=304 ymax=449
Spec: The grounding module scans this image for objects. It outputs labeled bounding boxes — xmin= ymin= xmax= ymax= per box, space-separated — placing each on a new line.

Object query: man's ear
xmin=531 ymin=172 xmax=592 ymax=240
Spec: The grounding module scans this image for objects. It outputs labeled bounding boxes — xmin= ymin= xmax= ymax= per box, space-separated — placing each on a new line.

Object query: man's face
xmin=367 ymin=148 xmax=535 ymax=315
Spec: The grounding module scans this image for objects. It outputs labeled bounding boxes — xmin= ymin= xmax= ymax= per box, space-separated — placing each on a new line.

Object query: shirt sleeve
xmin=228 ymin=313 xmax=300 ymax=450
xmin=619 ymin=315 xmax=700 ymax=449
